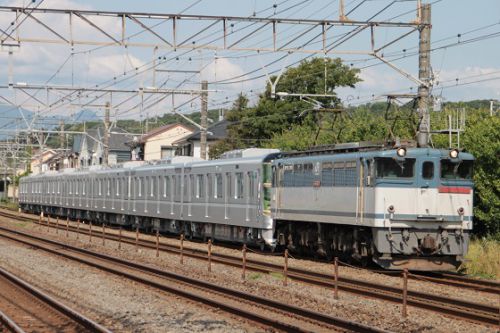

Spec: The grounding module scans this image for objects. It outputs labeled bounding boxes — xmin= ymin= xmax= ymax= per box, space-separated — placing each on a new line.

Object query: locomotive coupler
xmin=420 ymin=234 xmax=437 ymax=253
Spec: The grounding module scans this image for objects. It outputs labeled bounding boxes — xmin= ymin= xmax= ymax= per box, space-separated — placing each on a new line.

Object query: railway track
xmin=0 ymin=224 xmax=386 ymax=333
xmin=4 ymin=209 xmax=499 ymax=295
xmin=0 ymin=209 xmax=499 ymax=327
xmin=0 ymin=265 xmax=110 ymax=333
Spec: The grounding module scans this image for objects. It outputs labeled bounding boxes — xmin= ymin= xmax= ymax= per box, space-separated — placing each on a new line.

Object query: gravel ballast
xmin=0 ymin=215 xmax=497 ymax=333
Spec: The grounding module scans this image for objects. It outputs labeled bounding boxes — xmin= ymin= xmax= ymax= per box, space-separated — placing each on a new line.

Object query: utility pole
xmin=416 ymin=3 xmax=431 ymax=147
xmin=103 ymin=102 xmax=110 ymax=166
xmin=38 ymin=131 xmax=44 ymax=174
xmin=59 ymin=120 xmax=65 ymax=149
xmin=200 ymin=80 xmax=208 ymax=160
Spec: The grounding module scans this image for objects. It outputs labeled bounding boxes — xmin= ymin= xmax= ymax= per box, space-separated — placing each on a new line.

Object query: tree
xmin=224 ymin=57 xmax=361 ymax=149
xmin=461 ymin=114 xmax=500 ymax=236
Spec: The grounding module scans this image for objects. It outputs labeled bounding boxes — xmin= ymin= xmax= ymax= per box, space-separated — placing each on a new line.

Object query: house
xmin=173 ymin=119 xmax=229 ymax=159
xmin=30 ymin=149 xmax=58 ymax=174
xmin=31 ymin=149 xmax=71 ymax=174
xmin=70 ymin=127 xmax=133 ymax=168
xmin=128 ymin=123 xmax=194 ymax=161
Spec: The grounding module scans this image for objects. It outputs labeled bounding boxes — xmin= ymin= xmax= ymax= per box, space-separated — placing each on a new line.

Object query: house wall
xmin=30 ymin=152 xmax=57 ymax=175
xmin=191 ymin=141 xmax=213 ymax=159
xmin=144 ymin=126 xmax=193 ymax=161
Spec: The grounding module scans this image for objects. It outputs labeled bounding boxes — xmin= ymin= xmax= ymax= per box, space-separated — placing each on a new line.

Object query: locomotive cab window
xmin=440 ymin=159 xmax=473 ymax=180
xmin=375 ymin=158 xmax=415 ymax=178
xmin=422 ymin=161 xmax=434 ymax=179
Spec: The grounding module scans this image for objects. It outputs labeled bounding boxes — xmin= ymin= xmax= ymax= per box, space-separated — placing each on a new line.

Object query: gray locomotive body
xmin=19 ymin=145 xmax=474 ymax=271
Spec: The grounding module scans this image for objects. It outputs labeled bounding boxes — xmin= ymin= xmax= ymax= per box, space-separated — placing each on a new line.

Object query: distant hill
xmin=0 ymin=105 xmax=100 ymax=139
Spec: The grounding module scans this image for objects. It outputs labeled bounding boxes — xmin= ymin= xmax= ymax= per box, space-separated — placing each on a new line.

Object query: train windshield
xmin=440 ymin=159 xmax=473 ymax=180
xmin=375 ymin=158 xmax=415 ymax=178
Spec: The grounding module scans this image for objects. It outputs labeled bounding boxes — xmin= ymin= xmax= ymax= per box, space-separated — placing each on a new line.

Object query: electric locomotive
xmin=271 ymin=141 xmax=473 ymax=270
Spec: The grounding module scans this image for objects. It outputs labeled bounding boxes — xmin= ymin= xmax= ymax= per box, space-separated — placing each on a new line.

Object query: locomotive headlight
xmin=396 ymin=147 xmax=406 ymax=157
xmin=449 ymin=149 xmax=459 ymax=159
xmin=387 ymin=205 xmax=395 ymax=213
xmin=457 ymin=207 xmax=465 ymax=215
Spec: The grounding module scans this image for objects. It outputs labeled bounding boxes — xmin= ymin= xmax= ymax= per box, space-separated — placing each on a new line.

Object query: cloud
xmin=336 ymin=64 xmax=500 ymax=104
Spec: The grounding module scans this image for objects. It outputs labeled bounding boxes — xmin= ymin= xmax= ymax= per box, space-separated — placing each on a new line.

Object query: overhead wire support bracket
xmin=372 ymin=53 xmax=427 ymax=87
xmin=0 ymin=6 xmax=427 ymax=54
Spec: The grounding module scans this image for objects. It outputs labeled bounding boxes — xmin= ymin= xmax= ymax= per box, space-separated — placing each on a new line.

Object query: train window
xmin=440 ymin=159 xmax=473 ymax=180
xmin=82 ymin=180 xmax=86 ymax=195
xmin=282 ymin=164 xmax=293 ymax=187
xmin=235 ymin=172 xmax=244 ymax=199
xmin=422 ymin=162 xmax=434 ymax=179
xmin=138 ymin=178 xmax=142 ymax=197
xmin=163 ymin=176 xmax=169 ymax=198
xmin=248 ymin=172 xmax=256 ymax=198
xmin=226 ymin=173 xmax=232 ymax=198
xmin=376 ymin=158 xmax=415 ymax=178
xmin=215 ymin=174 xmax=223 ymax=198
xmin=174 ymin=176 xmax=181 ymax=198
xmin=107 ymin=179 xmax=111 ymax=196
xmin=196 ymin=175 xmax=204 ymax=199
xmin=186 ymin=175 xmax=192 ymax=199
xmin=57 ymin=181 xmax=60 ymax=194
xmin=116 ymin=179 xmax=120 ymax=196
xmin=127 ymin=177 xmax=132 ymax=198
xmin=142 ymin=177 xmax=147 ymax=197
xmin=75 ymin=180 xmax=79 ymax=195
xmin=98 ymin=179 xmax=102 ymax=196
xmin=207 ymin=174 xmax=213 ymax=198
xmin=150 ymin=177 xmax=155 ymax=197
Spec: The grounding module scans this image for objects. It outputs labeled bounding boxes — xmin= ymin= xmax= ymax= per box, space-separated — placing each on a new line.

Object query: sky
xmin=0 ymin=0 xmax=499 ymax=124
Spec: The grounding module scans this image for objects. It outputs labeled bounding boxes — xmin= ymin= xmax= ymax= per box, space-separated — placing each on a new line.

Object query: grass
xmin=462 ymin=238 xmax=500 ymax=279
xmin=269 ymin=271 xmax=285 ymax=280
xmin=248 ymin=273 xmax=262 ymax=280
xmin=0 ymin=200 xmax=19 ymax=211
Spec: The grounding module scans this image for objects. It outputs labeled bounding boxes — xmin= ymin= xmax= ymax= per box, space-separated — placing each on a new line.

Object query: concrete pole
xmin=103 ymin=102 xmax=110 ymax=166
xmin=59 ymin=120 xmax=65 ymax=149
xmin=417 ymin=3 xmax=431 ymax=147
xmin=200 ymin=80 xmax=208 ymax=160
xmin=38 ymin=131 xmax=44 ymax=174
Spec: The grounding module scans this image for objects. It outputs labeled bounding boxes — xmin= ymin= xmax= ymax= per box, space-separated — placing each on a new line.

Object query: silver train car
xmin=19 ymin=143 xmax=474 ymax=271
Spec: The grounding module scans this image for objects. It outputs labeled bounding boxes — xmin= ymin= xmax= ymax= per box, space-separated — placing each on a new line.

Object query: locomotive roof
xmin=275 ymin=147 xmax=474 ymax=163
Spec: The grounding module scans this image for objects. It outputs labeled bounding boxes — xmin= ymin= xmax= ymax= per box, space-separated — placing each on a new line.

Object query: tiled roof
xmin=174 ymin=119 xmax=228 ymax=143
xmin=139 ymin=123 xmax=194 ymax=143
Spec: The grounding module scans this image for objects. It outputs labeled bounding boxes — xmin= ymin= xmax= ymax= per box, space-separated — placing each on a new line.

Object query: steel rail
xmin=411 ymin=271 xmax=500 ymax=293
xmin=0 ymin=265 xmax=111 ymax=333
xmin=0 ymin=309 xmax=25 ymax=333
xmin=1 ymin=209 xmax=499 ymax=326
xmin=0 ymin=225 xmax=387 ymax=333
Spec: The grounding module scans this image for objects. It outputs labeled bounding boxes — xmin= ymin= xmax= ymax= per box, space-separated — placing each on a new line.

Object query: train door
xmin=416 ymin=158 xmax=438 ymax=216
